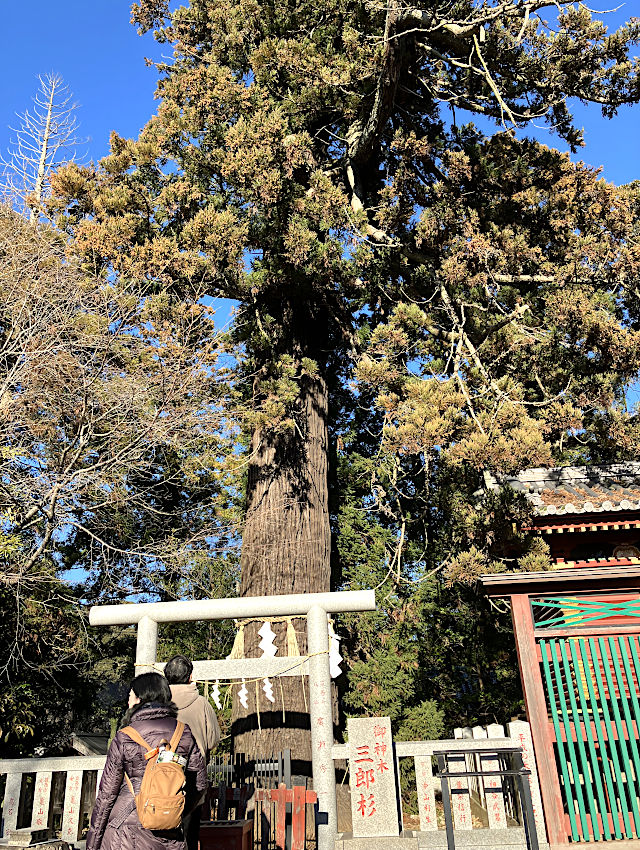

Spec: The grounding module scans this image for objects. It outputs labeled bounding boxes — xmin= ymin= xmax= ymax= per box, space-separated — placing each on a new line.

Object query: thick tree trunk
xmin=231 ymin=345 xmax=332 ymax=774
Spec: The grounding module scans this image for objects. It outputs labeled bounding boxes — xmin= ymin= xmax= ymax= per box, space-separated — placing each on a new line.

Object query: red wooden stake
xmin=291 ymin=785 xmax=306 ymax=850
xmin=275 ymin=784 xmax=287 ymax=850
xmin=256 ymin=784 xmax=318 ymax=850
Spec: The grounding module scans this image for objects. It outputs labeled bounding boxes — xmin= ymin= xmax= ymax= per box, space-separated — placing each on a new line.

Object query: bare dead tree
xmin=1 ymin=73 xmax=85 ymax=221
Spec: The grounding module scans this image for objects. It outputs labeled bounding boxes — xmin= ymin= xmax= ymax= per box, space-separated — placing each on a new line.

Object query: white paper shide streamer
xmin=328 ymin=620 xmax=343 ymax=679
xmin=258 ymin=621 xmax=278 ymax=705
xmin=238 ymin=678 xmax=248 ymax=709
xmin=258 ymin=621 xmax=278 ymax=656
xmin=212 ymin=680 xmax=222 ymax=710
xmin=262 ymin=677 xmax=275 ymax=702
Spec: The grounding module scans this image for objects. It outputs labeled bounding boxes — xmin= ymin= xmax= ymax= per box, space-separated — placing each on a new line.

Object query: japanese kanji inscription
xmin=347 ymin=716 xmax=399 ymax=837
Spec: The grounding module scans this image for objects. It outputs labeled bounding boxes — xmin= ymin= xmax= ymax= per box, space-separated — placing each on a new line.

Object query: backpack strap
xmin=124 ymin=773 xmax=136 ymax=798
xmin=121 ymin=726 xmax=157 ymax=802
xmin=120 ymin=722 xmax=185 ymax=808
xmin=121 ymin=726 xmax=152 ymax=751
xmin=169 ymin=721 xmax=185 ymax=753
xmin=121 ymin=726 xmax=160 ymax=760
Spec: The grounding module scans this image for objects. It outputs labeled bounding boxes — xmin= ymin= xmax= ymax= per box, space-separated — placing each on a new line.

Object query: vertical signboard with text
xmin=347 ymin=716 xmax=400 ymax=837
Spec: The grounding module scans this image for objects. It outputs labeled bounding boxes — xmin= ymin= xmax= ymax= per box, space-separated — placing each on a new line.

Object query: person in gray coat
xmin=87 ymin=673 xmax=207 ymax=850
xmin=164 ymin=656 xmax=221 ymax=850
xmin=164 ymin=656 xmax=220 ymax=762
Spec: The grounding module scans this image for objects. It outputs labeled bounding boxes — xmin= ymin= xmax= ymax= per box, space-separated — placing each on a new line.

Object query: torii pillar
xmin=89 ymin=589 xmax=376 ymax=850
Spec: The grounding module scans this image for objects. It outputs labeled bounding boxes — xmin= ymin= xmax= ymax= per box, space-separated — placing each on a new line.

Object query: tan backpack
xmin=122 ymin=721 xmax=186 ymax=830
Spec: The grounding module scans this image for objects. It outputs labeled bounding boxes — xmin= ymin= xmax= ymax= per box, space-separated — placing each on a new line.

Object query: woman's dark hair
xmin=120 ymin=672 xmax=175 ymax=728
xmin=163 ymin=655 xmax=193 ymax=685
xmin=130 ymin=672 xmax=172 ymax=705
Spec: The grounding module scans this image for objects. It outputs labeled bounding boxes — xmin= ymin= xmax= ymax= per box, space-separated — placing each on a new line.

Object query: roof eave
xmin=479 ymin=564 xmax=640 ymax=598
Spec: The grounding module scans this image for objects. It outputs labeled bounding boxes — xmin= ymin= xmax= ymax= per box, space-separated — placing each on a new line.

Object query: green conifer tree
xmin=49 ymin=1 xmax=640 ymax=764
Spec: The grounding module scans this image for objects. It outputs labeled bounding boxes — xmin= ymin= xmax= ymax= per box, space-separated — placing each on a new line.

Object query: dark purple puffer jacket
xmin=86 ymin=704 xmax=208 ymax=850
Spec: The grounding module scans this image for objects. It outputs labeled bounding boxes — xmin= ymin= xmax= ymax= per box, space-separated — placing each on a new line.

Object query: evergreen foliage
xmin=3 ymin=0 xmax=640 ymax=754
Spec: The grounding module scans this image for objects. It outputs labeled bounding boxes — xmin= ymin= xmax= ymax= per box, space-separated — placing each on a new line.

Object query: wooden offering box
xmin=199 ymin=820 xmax=253 ymax=850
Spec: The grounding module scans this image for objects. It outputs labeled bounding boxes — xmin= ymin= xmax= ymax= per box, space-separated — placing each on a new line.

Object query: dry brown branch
xmin=0 ymin=205 xmax=242 ymax=598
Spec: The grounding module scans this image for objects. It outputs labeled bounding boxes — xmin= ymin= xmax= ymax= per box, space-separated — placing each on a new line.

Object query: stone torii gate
xmin=89 ymin=589 xmax=376 ymax=850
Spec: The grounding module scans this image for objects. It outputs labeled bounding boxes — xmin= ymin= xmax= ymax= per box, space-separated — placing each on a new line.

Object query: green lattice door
xmin=533 ymin=594 xmax=640 ymax=842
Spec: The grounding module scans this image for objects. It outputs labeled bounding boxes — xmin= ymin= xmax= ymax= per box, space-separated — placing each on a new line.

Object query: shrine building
xmin=483 ymin=462 xmax=640 ymax=567
xmin=480 ymin=462 xmax=640 ymax=850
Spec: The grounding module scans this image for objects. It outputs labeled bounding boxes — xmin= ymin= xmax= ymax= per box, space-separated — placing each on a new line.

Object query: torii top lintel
xmin=88 ymin=589 xmax=376 ymax=626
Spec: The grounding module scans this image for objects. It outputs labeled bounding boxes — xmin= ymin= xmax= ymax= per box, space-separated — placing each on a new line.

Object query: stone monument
xmin=347 ymin=717 xmax=400 ymax=838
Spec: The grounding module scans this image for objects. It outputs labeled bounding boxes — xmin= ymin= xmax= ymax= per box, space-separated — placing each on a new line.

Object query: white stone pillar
xmin=415 ymin=756 xmax=438 ymax=832
xmin=480 ymin=725 xmax=507 ymax=830
xmin=307 ymin=604 xmax=336 ymax=850
xmin=30 ymin=772 xmax=52 ymax=830
xmin=507 ymin=720 xmax=547 ymax=848
xmin=450 ymin=728 xmax=472 ymax=830
xmin=2 ymin=772 xmax=22 ymax=835
xmin=136 ymin=616 xmax=158 ymax=673
xmin=61 ymin=770 xmax=83 ymax=843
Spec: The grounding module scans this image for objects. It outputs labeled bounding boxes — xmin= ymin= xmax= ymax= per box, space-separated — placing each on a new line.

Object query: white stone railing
xmin=0 ymin=755 xmax=106 ymax=844
xmin=1 ymin=722 xmax=546 ymax=849
xmin=331 ymin=720 xmax=547 ymax=848
xmin=449 ymin=722 xmax=546 ymax=846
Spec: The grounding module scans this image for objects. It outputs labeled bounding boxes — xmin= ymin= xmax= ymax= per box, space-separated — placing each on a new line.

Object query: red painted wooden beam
xmin=511 ymin=593 xmax=567 ymax=847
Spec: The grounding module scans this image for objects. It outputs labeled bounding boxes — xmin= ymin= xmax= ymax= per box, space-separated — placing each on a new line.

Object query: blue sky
xmin=0 ymin=1 xmax=638 ymax=186
xmin=0 ymin=2 xmax=161 ymax=162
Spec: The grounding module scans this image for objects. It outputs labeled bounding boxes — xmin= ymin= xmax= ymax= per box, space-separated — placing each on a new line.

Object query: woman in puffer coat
xmin=87 ymin=672 xmax=208 ymax=850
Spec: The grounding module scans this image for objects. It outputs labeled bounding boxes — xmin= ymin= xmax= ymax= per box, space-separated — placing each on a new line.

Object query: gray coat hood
xmin=170 ymin=683 xmax=200 ymax=710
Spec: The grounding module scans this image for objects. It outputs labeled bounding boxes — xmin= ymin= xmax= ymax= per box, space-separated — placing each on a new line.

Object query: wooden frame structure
xmin=481 ymin=565 xmax=640 ymax=850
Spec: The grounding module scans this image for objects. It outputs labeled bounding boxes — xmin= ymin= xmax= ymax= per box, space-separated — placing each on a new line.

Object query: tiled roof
xmin=484 ymin=463 xmax=640 ymax=517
